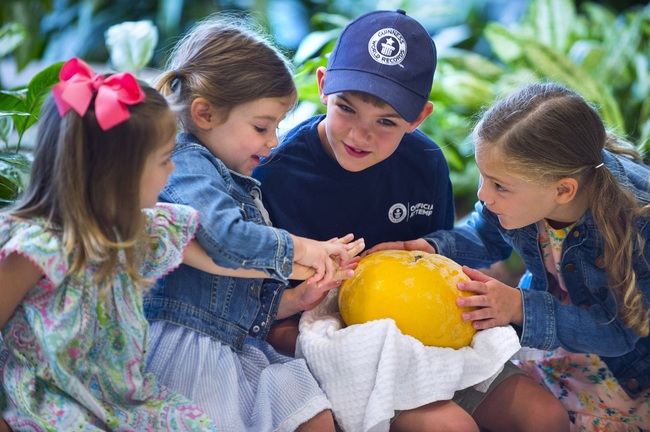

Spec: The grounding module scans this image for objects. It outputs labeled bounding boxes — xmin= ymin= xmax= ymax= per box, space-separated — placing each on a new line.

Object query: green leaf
xmin=0 ymin=116 xmax=13 ymax=149
xmin=293 ymin=29 xmax=341 ymax=64
xmin=0 ymin=22 xmax=28 ymax=59
xmin=14 ymin=61 xmax=63 ymax=136
xmin=438 ymin=49 xmax=505 ymax=82
xmin=484 ymin=23 xmax=524 ymax=64
xmin=0 ymin=152 xmax=31 ymax=203
xmin=527 ymin=0 xmax=576 ymax=52
xmin=0 ymin=90 xmax=27 ymax=112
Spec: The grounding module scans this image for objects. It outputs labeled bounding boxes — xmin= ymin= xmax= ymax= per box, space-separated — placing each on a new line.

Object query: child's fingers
xmin=461 ymin=265 xmax=492 ymax=283
xmin=329 ymin=233 xmax=355 ymax=244
xmin=344 ymin=238 xmax=365 ymax=258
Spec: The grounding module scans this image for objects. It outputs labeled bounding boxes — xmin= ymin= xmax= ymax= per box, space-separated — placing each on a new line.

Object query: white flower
xmin=105 ymin=20 xmax=159 ymax=74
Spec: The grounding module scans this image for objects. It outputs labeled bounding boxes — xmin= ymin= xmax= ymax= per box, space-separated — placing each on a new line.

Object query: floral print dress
xmin=514 ymin=220 xmax=650 ymax=432
xmin=0 ymin=204 xmax=216 ymax=431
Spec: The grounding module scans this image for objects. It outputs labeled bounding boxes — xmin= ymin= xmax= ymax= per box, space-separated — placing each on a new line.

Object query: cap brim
xmin=323 ymin=69 xmax=427 ymax=122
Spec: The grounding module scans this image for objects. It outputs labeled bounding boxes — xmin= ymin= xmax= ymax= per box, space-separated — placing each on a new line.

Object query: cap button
xmin=396 ymin=9 xmax=406 ymax=15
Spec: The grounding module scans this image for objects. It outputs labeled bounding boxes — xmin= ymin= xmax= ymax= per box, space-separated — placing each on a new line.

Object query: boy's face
xmin=317 ymin=69 xmax=429 ymax=172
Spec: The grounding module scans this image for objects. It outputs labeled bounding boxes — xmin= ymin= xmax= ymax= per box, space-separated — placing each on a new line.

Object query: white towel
xmin=297 ymin=290 xmax=521 ymax=432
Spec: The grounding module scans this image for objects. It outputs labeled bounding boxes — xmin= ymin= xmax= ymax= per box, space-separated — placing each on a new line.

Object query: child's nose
xmin=349 ymin=123 xmax=371 ymax=143
xmin=476 ymin=179 xmax=491 ymax=203
xmin=265 ymin=133 xmax=279 ymax=149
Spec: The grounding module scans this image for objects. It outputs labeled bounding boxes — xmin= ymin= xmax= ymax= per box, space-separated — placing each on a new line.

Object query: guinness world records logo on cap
xmin=368 ymin=28 xmax=407 ymax=66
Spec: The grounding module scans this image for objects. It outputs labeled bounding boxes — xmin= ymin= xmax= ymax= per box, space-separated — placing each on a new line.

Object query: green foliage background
xmin=0 ymin=0 xmax=649 ymax=215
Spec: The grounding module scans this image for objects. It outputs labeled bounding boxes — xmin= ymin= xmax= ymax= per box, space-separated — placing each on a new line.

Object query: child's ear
xmin=190 ymin=98 xmax=214 ymax=130
xmin=406 ymin=101 xmax=434 ymax=132
xmin=316 ymin=67 xmax=328 ymax=106
xmin=555 ymin=177 xmax=579 ymax=204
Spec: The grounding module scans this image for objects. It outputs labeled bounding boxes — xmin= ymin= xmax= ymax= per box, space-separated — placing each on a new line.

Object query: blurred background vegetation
xmin=1 ymin=0 xmax=649 ymax=225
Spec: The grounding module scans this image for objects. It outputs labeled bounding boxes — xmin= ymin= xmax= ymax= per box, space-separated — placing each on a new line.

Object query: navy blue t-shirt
xmin=252 ymin=115 xmax=455 ymax=250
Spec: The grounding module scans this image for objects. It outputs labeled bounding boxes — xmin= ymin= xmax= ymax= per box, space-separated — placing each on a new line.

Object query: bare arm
xmin=183 ymin=240 xmax=319 ymax=280
xmin=183 ymin=240 xmax=271 ymax=278
xmin=0 ymin=414 xmax=10 ymax=432
xmin=0 ymin=253 xmax=43 ymax=329
xmin=183 ymin=235 xmax=364 ymax=282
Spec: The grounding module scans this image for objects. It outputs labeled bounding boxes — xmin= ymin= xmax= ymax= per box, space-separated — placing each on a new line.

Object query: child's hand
xmin=362 ymin=238 xmax=434 ymax=257
xmin=277 ymin=260 xmax=358 ymax=320
xmin=455 ymin=266 xmax=524 ymax=329
xmin=292 ymin=234 xmax=364 ymax=286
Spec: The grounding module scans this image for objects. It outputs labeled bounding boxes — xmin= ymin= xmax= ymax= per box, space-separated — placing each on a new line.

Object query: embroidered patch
xmin=368 ymin=28 xmax=407 ymax=67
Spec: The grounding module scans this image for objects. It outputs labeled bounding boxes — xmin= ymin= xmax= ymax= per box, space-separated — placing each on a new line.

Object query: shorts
xmin=452 ymin=360 xmax=524 ymax=414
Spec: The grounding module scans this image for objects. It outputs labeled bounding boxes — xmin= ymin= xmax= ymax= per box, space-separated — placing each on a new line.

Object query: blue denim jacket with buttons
xmin=143 ymin=133 xmax=293 ymax=351
xmin=425 ymin=150 xmax=650 ymax=396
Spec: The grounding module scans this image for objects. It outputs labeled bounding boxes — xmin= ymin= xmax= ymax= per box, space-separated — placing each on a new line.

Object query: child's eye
xmin=254 ymin=126 xmax=267 ymax=133
xmin=379 ymin=119 xmax=396 ymax=127
xmin=495 ymin=182 xmax=507 ymax=192
xmin=338 ymin=104 xmax=354 ymax=114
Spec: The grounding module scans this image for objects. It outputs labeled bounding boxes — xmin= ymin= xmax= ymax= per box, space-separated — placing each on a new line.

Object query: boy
xmin=253 ymin=9 xmax=568 ymax=432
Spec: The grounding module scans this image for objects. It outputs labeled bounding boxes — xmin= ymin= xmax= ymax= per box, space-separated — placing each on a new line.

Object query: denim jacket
xmin=143 ymin=133 xmax=294 ymax=351
xmin=425 ymin=150 xmax=650 ymax=397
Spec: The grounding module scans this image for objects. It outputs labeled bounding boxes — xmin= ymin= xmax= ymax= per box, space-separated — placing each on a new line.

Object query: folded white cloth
xmin=297 ymin=290 xmax=522 ymax=432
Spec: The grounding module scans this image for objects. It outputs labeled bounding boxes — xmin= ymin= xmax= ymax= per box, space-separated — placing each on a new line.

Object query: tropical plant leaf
xmin=0 ymin=22 xmax=28 ymax=59
xmin=528 ymin=0 xmax=576 ymax=52
xmin=17 ymin=61 xmax=63 ymax=135
xmin=0 ymin=116 xmax=13 ymax=149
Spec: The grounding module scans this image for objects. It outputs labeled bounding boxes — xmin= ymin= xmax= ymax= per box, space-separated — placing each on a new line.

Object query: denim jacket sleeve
xmin=519 ymin=216 xmax=650 ymax=356
xmin=161 ymin=143 xmax=293 ymax=283
xmin=424 ymin=200 xmax=514 ymax=268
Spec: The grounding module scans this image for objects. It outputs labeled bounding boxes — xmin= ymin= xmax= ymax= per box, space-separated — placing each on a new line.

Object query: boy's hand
xmin=362 ymin=238 xmax=434 ymax=257
xmin=456 ymin=266 xmax=523 ymax=329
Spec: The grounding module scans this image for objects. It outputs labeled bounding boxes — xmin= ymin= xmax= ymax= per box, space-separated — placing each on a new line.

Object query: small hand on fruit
xmin=292 ymin=234 xmax=365 ymax=287
xmin=456 ymin=266 xmax=524 ymax=330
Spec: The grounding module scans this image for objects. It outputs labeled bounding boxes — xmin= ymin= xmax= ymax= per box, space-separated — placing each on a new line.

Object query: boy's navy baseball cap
xmin=322 ymin=9 xmax=436 ymax=122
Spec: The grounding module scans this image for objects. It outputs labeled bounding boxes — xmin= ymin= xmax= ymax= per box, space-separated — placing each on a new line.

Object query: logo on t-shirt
xmin=388 ymin=202 xmax=434 ymax=223
xmin=388 ymin=203 xmax=407 ymax=223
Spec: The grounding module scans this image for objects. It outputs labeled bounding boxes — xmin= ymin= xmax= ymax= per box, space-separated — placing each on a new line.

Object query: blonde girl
xmin=370 ymin=82 xmax=650 ymax=430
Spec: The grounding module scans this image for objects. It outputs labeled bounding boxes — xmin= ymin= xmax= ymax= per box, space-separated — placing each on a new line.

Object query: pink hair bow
xmin=52 ymin=57 xmax=146 ymax=131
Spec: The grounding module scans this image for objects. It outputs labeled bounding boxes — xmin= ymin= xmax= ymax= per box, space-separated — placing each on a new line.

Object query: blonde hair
xmin=154 ymin=13 xmax=297 ymax=131
xmin=11 ymin=84 xmax=177 ymax=289
xmin=474 ymin=82 xmax=649 ymax=336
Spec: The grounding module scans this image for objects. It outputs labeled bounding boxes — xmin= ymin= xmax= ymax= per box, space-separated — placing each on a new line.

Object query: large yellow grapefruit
xmin=338 ymin=250 xmax=476 ymax=349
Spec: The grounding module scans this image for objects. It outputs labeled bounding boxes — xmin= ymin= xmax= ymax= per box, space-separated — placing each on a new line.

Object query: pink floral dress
xmin=514 ymin=221 xmax=650 ymax=431
xmin=0 ymin=204 xmax=216 ymax=431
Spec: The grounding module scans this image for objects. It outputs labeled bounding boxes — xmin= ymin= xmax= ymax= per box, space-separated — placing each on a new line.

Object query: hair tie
xmin=174 ymin=69 xmax=180 ymax=79
xmin=595 ymin=163 xmax=605 ymax=169
xmin=52 ymin=57 xmax=145 ymax=131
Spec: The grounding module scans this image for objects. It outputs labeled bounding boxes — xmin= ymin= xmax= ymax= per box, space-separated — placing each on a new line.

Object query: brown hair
xmin=11 ymin=84 xmax=177 ymax=288
xmin=154 ymin=13 xmax=297 ymax=131
xmin=474 ymin=82 xmax=649 ymax=336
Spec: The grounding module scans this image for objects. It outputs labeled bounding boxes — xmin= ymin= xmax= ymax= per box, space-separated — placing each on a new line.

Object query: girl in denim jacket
xmin=142 ymin=15 xmax=363 ymax=432
xmin=368 ymin=82 xmax=650 ymax=430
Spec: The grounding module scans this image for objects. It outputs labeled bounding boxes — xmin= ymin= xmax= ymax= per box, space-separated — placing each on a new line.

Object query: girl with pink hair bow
xmin=0 ymin=58 xmax=359 ymax=431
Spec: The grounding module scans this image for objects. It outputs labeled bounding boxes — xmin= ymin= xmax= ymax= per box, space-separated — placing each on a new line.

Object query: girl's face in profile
xmin=202 ymin=95 xmax=295 ymax=176
xmin=475 ymin=145 xmax=561 ymax=230
xmin=140 ymin=135 xmax=176 ymax=209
